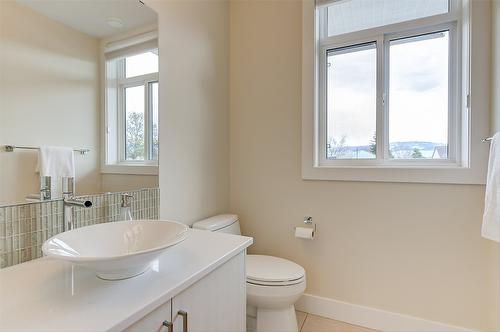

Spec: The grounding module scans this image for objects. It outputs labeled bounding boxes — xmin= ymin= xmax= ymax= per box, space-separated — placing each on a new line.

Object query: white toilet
xmin=192 ymin=214 xmax=306 ymax=332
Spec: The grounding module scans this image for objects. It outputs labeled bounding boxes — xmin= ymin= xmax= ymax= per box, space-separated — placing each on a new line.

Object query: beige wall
xmin=493 ymin=1 xmax=500 ymax=134
xmin=487 ymin=1 xmax=500 ymax=331
xmin=149 ymin=0 xmax=230 ymax=223
xmin=0 ymin=1 xmax=101 ymax=205
xmin=229 ymin=1 xmax=499 ymax=330
xmin=101 ymin=174 xmax=158 ymax=193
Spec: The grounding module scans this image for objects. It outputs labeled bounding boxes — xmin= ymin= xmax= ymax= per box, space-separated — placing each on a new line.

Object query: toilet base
xmin=247 ymin=304 xmax=298 ymax=332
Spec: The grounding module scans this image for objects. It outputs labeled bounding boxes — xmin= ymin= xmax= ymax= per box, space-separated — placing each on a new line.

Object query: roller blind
xmin=104 ymin=31 xmax=158 ymax=60
xmin=315 ymin=0 xmax=344 ymax=8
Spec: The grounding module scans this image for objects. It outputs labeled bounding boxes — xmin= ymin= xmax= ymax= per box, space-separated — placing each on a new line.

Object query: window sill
xmin=302 ymin=163 xmax=487 ymax=185
xmin=101 ymin=164 xmax=158 ymax=176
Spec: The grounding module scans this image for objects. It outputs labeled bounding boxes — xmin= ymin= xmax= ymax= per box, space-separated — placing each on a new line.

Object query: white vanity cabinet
xmin=0 ymin=230 xmax=252 ymax=332
xmin=125 ymin=251 xmax=246 ymax=332
xmin=124 ymin=300 xmax=172 ymax=332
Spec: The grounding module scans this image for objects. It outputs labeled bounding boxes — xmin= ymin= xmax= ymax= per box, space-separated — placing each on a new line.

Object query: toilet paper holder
xmin=297 ymin=216 xmax=316 ymax=234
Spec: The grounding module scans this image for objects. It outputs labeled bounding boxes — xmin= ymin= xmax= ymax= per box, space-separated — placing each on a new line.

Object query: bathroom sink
xmin=42 ymin=220 xmax=189 ymax=280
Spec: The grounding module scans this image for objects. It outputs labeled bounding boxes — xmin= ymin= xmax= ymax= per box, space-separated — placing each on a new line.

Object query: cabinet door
xmin=124 ymin=299 xmax=172 ymax=332
xmin=172 ymin=251 xmax=246 ymax=332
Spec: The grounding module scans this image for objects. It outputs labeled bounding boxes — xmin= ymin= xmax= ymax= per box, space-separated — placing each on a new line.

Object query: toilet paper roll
xmin=295 ymin=226 xmax=314 ymax=239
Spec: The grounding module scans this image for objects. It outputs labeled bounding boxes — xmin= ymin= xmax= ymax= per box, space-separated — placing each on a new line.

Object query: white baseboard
xmin=296 ymin=294 xmax=476 ymax=332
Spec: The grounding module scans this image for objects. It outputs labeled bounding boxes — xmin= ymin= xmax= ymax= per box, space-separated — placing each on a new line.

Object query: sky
xmin=327 ymin=30 xmax=449 ymax=147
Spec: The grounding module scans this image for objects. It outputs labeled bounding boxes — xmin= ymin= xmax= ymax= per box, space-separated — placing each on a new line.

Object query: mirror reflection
xmin=0 ymin=0 xmax=159 ymax=206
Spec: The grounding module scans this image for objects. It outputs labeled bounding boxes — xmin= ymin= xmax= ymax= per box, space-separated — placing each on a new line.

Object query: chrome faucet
xmin=40 ymin=176 xmax=52 ymax=201
xmin=62 ymin=177 xmax=92 ymax=231
xmin=119 ymin=193 xmax=133 ymax=221
xmin=64 ymin=197 xmax=92 ymax=208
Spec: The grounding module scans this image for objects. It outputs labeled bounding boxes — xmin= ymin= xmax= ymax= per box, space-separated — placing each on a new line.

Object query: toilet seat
xmin=246 ymin=276 xmax=305 ymax=286
xmin=246 ymin=255 xmax=305 ymax=286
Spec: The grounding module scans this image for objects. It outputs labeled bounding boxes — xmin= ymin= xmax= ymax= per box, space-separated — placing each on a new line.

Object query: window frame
xmin=317 ymin=3 xmax=461 ymax=168
xmin=301 ymin=0 xmax=491 ymax=184
xmin=116 ymin=58 xmax=159 ymax=164
xmin=100 ymin=34 xmax=160 ymax=176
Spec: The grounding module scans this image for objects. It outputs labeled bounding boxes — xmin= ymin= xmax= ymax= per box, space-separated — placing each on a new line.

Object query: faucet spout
xmin=63 ymin=196 xmax=93 ymax=231
xmin=64 ymin=197 xmax=92 ymax=208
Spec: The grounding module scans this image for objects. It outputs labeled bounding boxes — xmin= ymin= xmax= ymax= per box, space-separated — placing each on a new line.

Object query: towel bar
xmin=3 ymin=145 xmax=90 ymax=155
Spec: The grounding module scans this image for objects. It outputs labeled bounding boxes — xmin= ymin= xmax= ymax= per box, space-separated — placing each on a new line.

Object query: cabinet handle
xmin=178 ymin=310 xmax=188 ymax=332
xmin=162 ymin=320 xmax=173 ymax=332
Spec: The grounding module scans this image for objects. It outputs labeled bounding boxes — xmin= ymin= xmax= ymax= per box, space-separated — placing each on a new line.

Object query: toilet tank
xmin=192 ymin=214 xmax=241 ymax=235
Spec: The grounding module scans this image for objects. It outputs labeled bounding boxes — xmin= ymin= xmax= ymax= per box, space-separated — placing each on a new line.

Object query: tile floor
xmin=296 ymin=311 xmax=378 ymax=332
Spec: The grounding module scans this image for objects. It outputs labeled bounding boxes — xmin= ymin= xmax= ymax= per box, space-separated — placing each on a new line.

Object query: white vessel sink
xmin=42 ymin=220 xmax=189 ymax=280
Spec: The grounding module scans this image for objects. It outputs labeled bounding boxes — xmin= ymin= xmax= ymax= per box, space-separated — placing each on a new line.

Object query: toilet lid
xmin=246 ymin=255 xmax=305 ymax=284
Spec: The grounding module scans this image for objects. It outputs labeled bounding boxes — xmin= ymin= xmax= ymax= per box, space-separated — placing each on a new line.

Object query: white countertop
xmin=0 ymin=229 xmax=253 ymax=332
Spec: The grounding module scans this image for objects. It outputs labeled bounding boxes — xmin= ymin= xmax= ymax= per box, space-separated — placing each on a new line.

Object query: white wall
xmin=0 ymin=1 xmax=101 ymax=205
xmin=149 ymin=0 xmax=230 ymax=223
xmin=229 ymin=1 xmax=499 ymax=330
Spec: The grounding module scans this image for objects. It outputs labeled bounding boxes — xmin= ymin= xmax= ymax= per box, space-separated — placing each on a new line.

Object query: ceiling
xmin=17 ymin=0 xmax=157 ymax=38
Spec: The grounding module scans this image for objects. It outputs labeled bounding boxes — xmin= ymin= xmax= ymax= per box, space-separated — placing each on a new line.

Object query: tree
xmin=391 ymin=148 xmax=412 ymax=159
xmin=152 ymin=123 xmax=159 ymax=159
xmin=369 ymin=132 xmax=376 ymax=156
xmin=126 ymin=112 xmax=145 ymax=160
xmin=411 ymin=148 xmax=423 ymax=159
xmin=327 ymin=135 xmax=347 ymax=159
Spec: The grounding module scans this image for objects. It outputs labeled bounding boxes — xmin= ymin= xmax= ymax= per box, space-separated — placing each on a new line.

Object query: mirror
xmin=0 ymin=0 xmax=159 ymax=206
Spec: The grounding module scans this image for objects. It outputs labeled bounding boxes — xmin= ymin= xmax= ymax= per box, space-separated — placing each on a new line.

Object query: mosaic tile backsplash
xmin=0 ymin=188 xmax=159 ymax=269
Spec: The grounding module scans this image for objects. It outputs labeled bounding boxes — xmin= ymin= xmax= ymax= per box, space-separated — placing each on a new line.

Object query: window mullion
xmin=118 ymin=60 xmax=126 ymax=163
xmin=375 ymin=35 xmax=386 ymax=163
xmin=383 ymin=35 xmax=391 ymax=161
xmin=144 ymin=81 xmax=150 ymax=161
xmin=448 ymin=22 xmax=460 ymax=165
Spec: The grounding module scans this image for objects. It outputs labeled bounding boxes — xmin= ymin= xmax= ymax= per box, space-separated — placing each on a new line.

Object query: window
xmin=317 ymin=0 xmax=462 ymax=168
xmin=120 ymin=50 xmax=159 ymax=162
xmin=302 ymin=0 xmax=490 ymax=184
xmin=104 ymin=39 xmax=159 ymax=174
xmin=326 ymin=42 xmax=377 ymax=160
xmin=125 ymin=85 xmax=145 ymax=160
xmin=388 ymin=31 xmax=450 ymax=160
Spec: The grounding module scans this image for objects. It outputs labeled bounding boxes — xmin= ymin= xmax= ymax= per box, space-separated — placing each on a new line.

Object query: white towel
xmin=482 ymin=132 xmax=500 ymax=242
xmin=37 ymin=146 xmax=75 ymax=198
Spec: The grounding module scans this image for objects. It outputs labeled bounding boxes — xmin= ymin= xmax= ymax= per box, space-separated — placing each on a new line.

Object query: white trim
xmin=296 ymin=293 xmax=477 ymax=332
xmin=101 ymin=24 xmax=158 ymax=48
xmin=101 ymin=164 xmax=158 ymax=176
